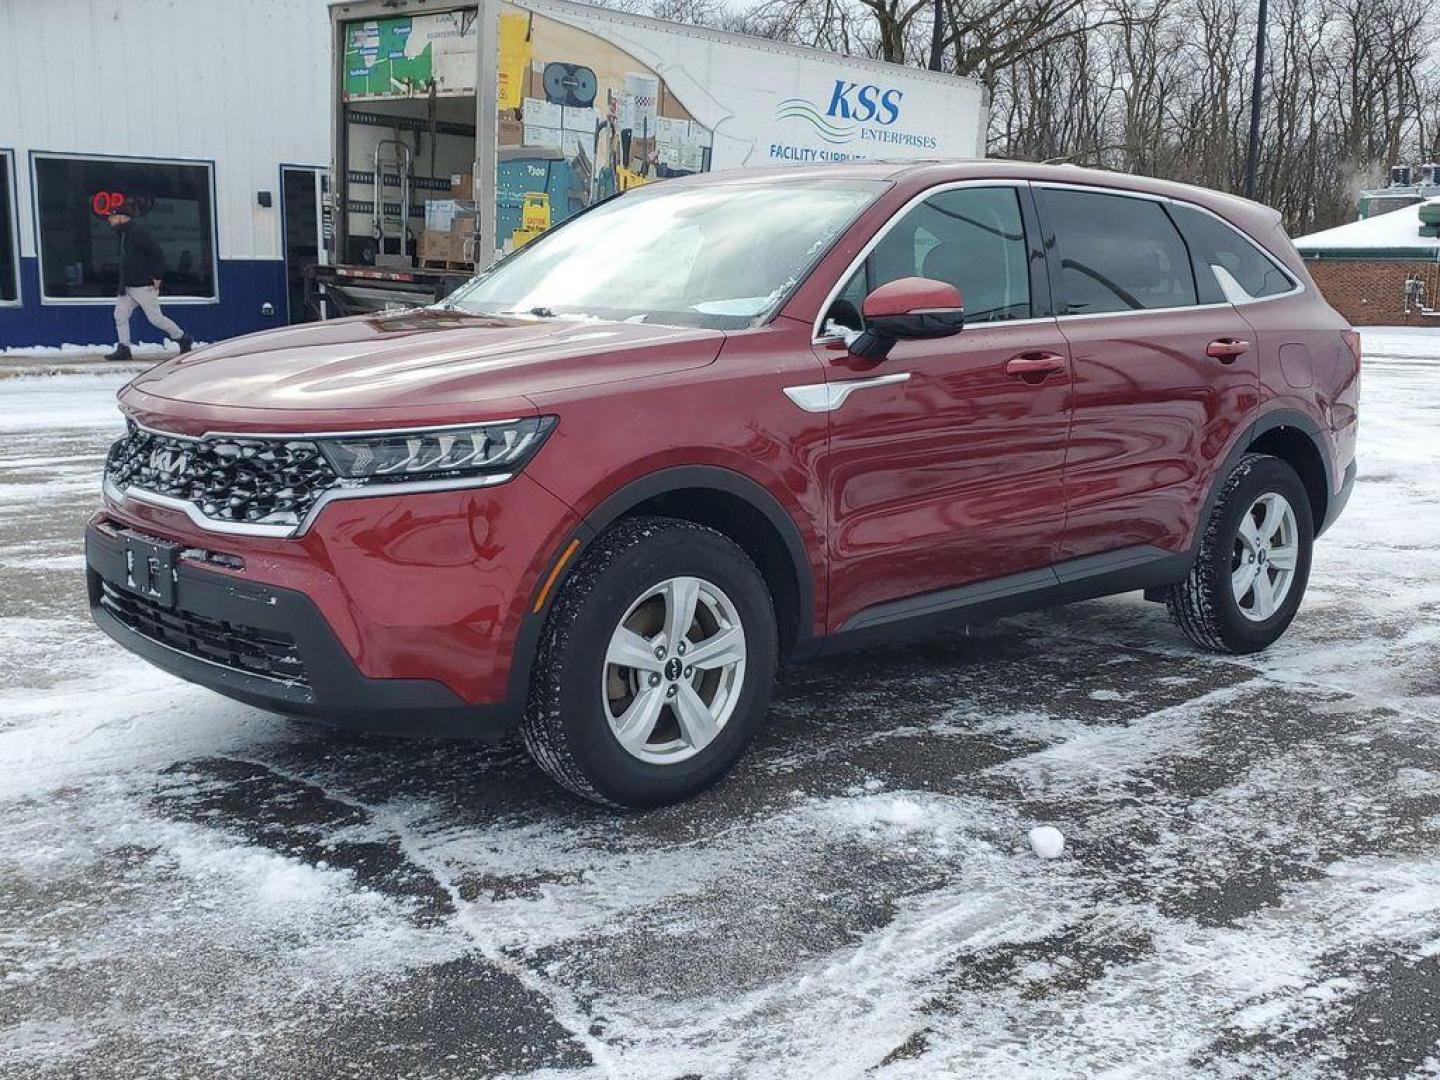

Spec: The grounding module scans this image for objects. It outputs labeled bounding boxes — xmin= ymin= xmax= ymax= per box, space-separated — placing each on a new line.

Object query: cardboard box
xmin=562 ymin=105 xmax=598 ymax=133
xmin=419 ymin=198 xmax=477 ymax=265
xmin=523 ymin=97 xmax=563 ymax=130
xmin=424 ymin=198 xmax=476 ymax=232
xmin=449 ymin=172 xmax=474 ymax=199
xmin=524 ymin=125 xmax=564 ymax=150
xmin=419 ymin=229 xmax=473 ymax=265
xmin=418 ymin=230 xmax=448 ymax=264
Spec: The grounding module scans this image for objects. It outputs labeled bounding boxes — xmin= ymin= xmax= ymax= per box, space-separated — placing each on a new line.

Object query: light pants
xmin=114 ymin=286 xmax=184 ymax=346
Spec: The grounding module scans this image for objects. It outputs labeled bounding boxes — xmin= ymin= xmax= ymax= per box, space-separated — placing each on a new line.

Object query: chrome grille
xmin=105 ymin=421 xmax=340 ymax=529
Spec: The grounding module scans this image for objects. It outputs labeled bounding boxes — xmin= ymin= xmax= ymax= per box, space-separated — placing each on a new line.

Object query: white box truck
xmin=310 ymin=0 xmax=988 ymax=313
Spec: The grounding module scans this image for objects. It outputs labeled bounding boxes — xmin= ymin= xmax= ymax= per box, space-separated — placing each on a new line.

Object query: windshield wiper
xmin=500 ymin=305 xmax=557 ymax=318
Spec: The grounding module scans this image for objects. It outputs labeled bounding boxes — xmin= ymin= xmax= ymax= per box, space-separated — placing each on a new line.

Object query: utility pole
xmin=1243 ymin=0 xmax=1268 ymax=200
xmin=929 ymin=0 xmax=944 ymax=71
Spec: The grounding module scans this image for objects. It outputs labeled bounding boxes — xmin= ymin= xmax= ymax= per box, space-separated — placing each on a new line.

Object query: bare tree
xmin=600 ymin=0 xmax=1440 ymax=232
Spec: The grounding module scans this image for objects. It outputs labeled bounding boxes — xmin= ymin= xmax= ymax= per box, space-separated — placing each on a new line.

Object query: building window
xmin=33 ymin=155 xmax=216 ymax=301
xmin=0 ymin=153 xmax=17 ymax=304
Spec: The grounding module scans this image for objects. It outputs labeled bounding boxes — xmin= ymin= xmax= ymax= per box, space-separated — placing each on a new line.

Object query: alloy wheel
xmin=601 ymin=576 xmax=748 ymax=764
xmin=1231 ymin=491 xmax=1300 ymax=622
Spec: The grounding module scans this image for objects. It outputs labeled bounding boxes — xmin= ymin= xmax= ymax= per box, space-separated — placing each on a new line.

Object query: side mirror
xmin=850 ymin=276 xmax=965 ymax=361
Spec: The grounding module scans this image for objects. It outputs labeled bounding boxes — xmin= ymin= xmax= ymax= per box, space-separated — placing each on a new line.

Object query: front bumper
xmin=86 ymin=518 xmax=520 ymax=737
xmin=82 ymin=460 xmax=590 ymax=743
xmin=89 ymin=467 xmax=582 ymax=726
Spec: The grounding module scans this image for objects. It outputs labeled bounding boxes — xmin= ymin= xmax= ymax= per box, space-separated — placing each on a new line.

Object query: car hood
xmin=123 ymin=309 xmax=725 ymax=428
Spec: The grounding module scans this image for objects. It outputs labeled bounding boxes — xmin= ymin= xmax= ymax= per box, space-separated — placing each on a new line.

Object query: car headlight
xmin=317 ymin=416 xmax=555 ymax=482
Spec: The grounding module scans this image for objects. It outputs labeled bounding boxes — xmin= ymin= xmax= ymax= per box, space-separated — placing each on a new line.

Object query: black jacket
xmin=117 ymin=223 xmax=166 ymax=291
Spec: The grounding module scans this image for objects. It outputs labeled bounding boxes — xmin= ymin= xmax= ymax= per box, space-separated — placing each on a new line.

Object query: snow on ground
xmin=0 ymin=343 xmax=178 ymax=359
xmin=1 ymin=330 xmax=1439 ymax=1077
xmin=1356 ymin=327 xmax=1440 ymax=363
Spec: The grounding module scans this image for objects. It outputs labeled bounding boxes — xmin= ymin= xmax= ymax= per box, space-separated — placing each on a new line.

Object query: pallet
xmin=419 ymin=258 xmax=476 ymax=272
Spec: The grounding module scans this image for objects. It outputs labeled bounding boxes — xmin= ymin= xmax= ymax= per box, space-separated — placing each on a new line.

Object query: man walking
xmin=104 ymin=206 xmax=193 ymax=362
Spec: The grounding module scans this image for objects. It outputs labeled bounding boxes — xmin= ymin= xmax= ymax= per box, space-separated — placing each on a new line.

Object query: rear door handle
xmin=1206 ymin=338 xmax=1250 ymax=362
xmin=1005 ymin=351 xmax=1067 ymax=383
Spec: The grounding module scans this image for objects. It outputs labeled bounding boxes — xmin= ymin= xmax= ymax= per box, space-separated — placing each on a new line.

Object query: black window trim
xmin=0 ymin=149 xmax=19 ymax=308
xmin=1030 ymin=180 xmax=1303 ymax=321
xmin=812 ymin=178 xmax=1305 ymax=342
xmin=811 ymin=179 xmax=1053 ymax=343
xmin=30 ymin=150 xmax=221 ymax=306
xmin=1165 ymin=198 xmax=1300 ymax=306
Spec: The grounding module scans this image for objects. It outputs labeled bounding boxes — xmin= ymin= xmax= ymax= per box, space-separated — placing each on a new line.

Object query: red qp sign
xmin=91 ymin=191 xmax=127 ymax=216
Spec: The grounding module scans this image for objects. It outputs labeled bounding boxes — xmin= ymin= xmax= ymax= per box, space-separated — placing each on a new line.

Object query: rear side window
xmin=825 ymin=186 xmax=1032 ymax=331
xmin=1038 ymin=189 xmax=1197 ymax=314
xmin=1169 ymin=203 xmax=1295 ymax=303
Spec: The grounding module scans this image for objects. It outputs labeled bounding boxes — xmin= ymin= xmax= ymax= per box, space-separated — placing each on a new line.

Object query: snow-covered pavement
xmin=2 ymin=329 xmax=1439 ymax=1078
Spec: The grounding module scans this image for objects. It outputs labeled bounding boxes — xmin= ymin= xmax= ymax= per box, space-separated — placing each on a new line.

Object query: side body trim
xmin=835 ymin=544 xmax=1189 ymax=641
xmin=783 ymin=372 xmax=911 ymax=413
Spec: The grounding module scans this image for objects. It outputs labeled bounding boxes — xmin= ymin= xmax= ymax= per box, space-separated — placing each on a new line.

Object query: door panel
xmin=1032 ymin=184 xmax=1261 ymax=560
xmin=815 ymin=182 xmax=1071 ymax=630
xmin=820 ymin=321 xmax=1072 ymax=628
xmin=1056 ymin=308 xmax=1259 ymax=558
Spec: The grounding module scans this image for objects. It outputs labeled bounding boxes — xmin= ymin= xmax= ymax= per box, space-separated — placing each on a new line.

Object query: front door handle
xmin=1206 ymin=338 xmax=1250 ymax=362
xmin=1005 ymin=351 xmax=1067 ymax=384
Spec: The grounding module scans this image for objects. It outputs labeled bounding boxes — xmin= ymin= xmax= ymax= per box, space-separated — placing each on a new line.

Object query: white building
xmin=0 ymin=0 xmax=331 ymax=349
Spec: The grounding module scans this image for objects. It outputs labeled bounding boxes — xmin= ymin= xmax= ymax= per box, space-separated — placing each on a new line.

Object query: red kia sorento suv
xmin=87 ymin=162 xmax=1359 ymax=807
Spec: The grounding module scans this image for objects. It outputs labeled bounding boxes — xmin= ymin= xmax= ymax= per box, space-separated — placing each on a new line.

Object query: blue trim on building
xmin=0 ymin=257 xmax=288 ymax=349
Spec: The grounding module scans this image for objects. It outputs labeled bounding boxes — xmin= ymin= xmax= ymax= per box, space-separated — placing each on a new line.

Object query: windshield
xmin=446 ymin=179 xmax=885 ymax=330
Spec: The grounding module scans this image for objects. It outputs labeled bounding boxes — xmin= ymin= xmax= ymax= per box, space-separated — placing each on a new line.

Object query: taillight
xmin=1341 ymin=329 xmax=1362 ymax=365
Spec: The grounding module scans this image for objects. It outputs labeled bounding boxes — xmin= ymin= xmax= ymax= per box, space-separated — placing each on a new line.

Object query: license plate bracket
xmin=121 ymin=531 xmax=179 ymax=608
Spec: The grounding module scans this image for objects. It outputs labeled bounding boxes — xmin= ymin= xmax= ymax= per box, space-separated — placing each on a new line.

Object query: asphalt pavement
xmin=1 ymin=332 xmax=1437 ymax=1078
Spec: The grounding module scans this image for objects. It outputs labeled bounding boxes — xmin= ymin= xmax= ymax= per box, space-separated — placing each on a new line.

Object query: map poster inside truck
xmin=329 ymin=0 xmax=985 ymax=293
xmin=343 ymin=10 xmax=480 ymax=99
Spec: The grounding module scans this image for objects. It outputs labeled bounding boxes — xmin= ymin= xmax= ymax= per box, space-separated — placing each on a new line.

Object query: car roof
xmin=678 ymin=158 xmax=1275 ymax=223
xmin=676 ymin=158 xmax=1292 ymax=269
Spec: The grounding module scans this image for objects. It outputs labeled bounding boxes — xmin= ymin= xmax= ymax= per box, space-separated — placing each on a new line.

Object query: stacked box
xmin=420 ymin=199 xmax=477 ymax=264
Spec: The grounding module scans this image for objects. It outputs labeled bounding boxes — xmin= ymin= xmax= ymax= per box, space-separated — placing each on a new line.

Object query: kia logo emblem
xmin=148 ymin=447 xmax=190 ymax=476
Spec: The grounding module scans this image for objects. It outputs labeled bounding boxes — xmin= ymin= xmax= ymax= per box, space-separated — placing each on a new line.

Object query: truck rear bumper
xmin=86 ymin=520 xmax=521 ymax=738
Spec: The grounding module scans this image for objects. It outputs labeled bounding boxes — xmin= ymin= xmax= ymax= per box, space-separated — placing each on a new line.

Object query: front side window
xmin=448 ymin=179 xmax=884 ymax=330
xmin=1169 ymin=203 xmax=1295 ymax=304
xmin=1039 ymin=189 xmax=1197 ymax=314
xmin=0 ymin=153 xmax=17 ymax=303
xmin=826 ymin=185 xmax=1032 ymax=332
xmin=34 ymin=156 xmax=216 ymax=300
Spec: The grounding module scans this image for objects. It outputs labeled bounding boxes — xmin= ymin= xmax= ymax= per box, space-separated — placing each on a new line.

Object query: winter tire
xmin=1166 ymin=453 xmax=1314 ymax=654
xmin=521 ymin=516 xmax=778 ymax=808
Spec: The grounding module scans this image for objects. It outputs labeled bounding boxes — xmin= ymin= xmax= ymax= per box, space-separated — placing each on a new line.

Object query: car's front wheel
xmin=1166 ymin=453 xmax=1314 ymax=653
xmin=521 ymin=516 xmax=778 ymax=808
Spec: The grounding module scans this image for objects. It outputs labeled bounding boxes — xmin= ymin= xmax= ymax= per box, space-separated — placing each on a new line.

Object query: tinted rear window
xmin=1169 ymin=203 xmax=1295 ymax=303
xmin=1039 ymin=189 xmax=1197 ymax=314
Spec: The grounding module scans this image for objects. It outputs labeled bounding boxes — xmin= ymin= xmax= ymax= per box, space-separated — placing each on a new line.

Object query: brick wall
xmin=1302 ymin=258 xmax=1440 ymax=325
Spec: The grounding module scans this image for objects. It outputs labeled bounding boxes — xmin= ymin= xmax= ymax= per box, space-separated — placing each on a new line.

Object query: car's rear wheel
xmin=521 ymin=516 xmax=777 ymax=808
xmin=1166 ymin=453 xmax=1314 ymax=653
